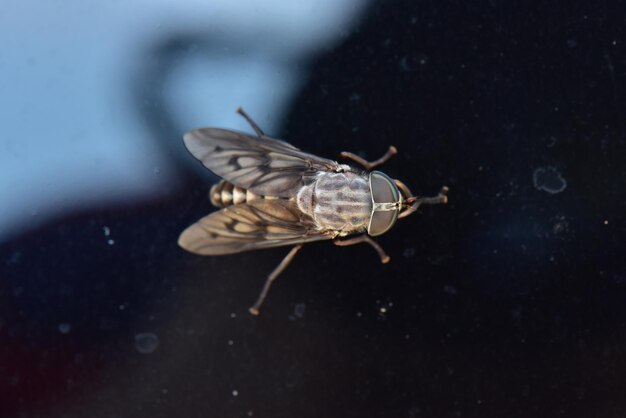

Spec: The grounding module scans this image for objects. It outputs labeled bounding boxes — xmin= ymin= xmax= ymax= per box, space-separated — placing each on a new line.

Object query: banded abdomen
xmin=210 ymin=180 xmax=264 ymax=208
xmin=297 ymin=171 xmax=372 ymax=235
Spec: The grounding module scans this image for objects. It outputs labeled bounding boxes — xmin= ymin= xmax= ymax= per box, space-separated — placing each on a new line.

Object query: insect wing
xmin=178 ymin=199 xmax=331 ymax=255
xmin=183 ymin=128 xmax=339 ymax=198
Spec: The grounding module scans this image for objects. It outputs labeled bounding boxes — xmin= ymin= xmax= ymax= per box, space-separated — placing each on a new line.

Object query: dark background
xmin=2 ymin=1 xmax=625 ymax=417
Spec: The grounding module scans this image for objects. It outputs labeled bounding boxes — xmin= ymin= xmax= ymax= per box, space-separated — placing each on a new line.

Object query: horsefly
xmin=179 ymin=108 xmax=448 ymax=315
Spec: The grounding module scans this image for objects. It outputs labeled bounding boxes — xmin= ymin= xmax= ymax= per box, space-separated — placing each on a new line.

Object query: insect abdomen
xmin=210 ymin=180 xmax=261 ymax=207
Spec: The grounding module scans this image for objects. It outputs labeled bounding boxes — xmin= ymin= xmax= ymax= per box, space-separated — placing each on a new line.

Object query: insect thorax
xmin=297 ymin=171 xmax=372 ymax=233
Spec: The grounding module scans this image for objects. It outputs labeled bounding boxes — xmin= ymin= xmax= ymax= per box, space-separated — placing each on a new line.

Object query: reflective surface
xmin=2 ymin=1 xmax=626 ymax=417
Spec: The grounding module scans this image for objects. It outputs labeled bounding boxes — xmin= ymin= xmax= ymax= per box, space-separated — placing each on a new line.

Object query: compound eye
xmin=368 ymin=209 xmax=398 ymax=236
xmin=370 ymin=171 xmax=399 ymax=204
xmin=368 ymin=171 xmax=400 ymax=236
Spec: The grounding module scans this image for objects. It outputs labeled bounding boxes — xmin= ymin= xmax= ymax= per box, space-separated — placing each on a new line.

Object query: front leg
xmin=339 ymin=146 xmax=397 ymax=170
xmin=334 ymin=235 xmax=390 ymax=264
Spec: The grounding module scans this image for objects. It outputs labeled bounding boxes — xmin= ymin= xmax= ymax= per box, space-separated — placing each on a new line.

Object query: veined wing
xmin=178 ymin=199 xmax=332 ymax=255
xmin=183 ymin=128 xmax=340 ymax=198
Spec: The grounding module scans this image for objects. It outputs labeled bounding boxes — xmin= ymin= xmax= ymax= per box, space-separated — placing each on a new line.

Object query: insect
xmin=179 ymin=107 xmax=448 ymax=315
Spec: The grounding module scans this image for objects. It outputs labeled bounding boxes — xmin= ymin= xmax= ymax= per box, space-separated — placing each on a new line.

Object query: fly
xmin=179 ymin=107 xmax=449 ymax=315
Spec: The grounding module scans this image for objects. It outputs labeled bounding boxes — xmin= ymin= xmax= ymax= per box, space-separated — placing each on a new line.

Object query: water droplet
xmin=399 ymin=53 xmax=428 ymax=72
xmin=293 ymin=303 xmax=306 ymax=319
xmin=103 ymin=226 xmax=110 ymax=236
xmin=533 ymin=167 xmax=567 ymax=194
xmin=135 ymin=332 xmax=159 ymax=354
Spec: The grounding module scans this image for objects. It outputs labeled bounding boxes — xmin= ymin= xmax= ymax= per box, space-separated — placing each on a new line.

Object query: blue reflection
xmin=0 ymin=0 xmax=369 ymax=242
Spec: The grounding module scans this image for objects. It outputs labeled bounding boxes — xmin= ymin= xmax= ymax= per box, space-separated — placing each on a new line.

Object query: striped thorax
xmin=297 ymin=171 xmax=372 ymax=236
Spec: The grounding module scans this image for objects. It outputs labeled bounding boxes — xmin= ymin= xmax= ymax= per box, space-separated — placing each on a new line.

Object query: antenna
xmin=395 ymin=181 xmax=449 ymax=219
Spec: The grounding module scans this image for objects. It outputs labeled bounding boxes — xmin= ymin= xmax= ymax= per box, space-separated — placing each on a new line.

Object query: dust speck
xmin=376 ymin=300 xmax=394 ymax=318
xmin=533 ymin=167 xmax=567 ymax=194
xmin=58 ymin=323 xmax=71 ymax=334
xmin=552 ymin=215 xmax=569 ymax=234
xmin=444 ymin=285 xmax=458 ymax=295
xmin=403 ymin=247 xmax=416 ymax=258
xmin=349 ymin=93 xmax=361 ymax=102
xmin=134 ymin=332 xmax=159 ymax=354
xmin=103 ymin=226 xmax=115 ymax=244
xmin=232 ymin=390 xmax=239 ymax=397
xmin=6 ymin=251 xmax=22 ymax=265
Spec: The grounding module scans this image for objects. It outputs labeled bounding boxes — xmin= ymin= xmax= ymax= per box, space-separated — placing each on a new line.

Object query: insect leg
xmin=249 ymin=244 xmax=303 ymax=316
xmin=236 ymin=107 xmax=265 ymax=138
xmin=339 ymin=146 xmax=398 ymax=170
xmin=334 ymin=235 xmax=390 ymax=264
